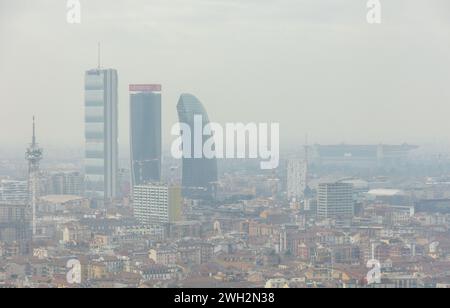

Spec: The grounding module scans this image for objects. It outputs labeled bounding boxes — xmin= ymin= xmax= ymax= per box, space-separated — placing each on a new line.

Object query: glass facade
xmin=130 ymin=90 xmax=162 ymax=186
xmin=176 ymin=94 xmax=218 ymax=199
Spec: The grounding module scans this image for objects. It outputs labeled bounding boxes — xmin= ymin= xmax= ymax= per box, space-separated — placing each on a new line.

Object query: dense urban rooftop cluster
xmin=2 ymin=145 xmax=450 ymax=288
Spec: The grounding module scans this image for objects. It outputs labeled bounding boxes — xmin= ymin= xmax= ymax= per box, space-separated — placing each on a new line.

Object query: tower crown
xmin=26 ymin=116 xmax=43 ymax=164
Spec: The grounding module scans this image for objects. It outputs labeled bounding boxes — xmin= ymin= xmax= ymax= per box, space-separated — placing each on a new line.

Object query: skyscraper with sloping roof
xmin=176 ymin=94 xmax=218 ymax=199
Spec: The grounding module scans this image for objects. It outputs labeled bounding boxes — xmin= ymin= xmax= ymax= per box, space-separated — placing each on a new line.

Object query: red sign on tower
xmin=129 ymin=84 xmax=162 ymax=92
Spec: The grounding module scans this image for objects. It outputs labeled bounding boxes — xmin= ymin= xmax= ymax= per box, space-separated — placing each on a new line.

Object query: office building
xmin=0 ymin=202 xmax=32 ymax=255
xmin=0 ymin=180 xmax=28 ymax=203
xmin=317 ymin=182 xmax=354 ymax=219
xmin=84 ymin=68 xmax=119 ymax=203
xmin=129 ymin=84 xmax=162 ymax=187
xmin=133 ymin=184 xmax=183 ymax=226
xmin=47 ymin=172 xmax=84 ymax=196
xmin=176 ymin=94 xmax=218 ymax=199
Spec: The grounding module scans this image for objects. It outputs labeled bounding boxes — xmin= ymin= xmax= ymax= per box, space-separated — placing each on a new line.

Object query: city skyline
xmin=2 ymin=0 xmax=450 ymax=291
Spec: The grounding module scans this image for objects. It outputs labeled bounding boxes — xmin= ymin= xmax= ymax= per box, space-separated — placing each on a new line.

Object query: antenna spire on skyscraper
xmin=32 ymin=116 xmax=36 ymax=145
xmin=98 ymin=42 xmax=101 ymax=69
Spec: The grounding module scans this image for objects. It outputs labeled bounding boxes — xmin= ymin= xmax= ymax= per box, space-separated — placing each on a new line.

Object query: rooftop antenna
xmin=98 ymin=42 xmax=101 ymax=69
xmin=32 ymin=116 xmax=36 ymax=145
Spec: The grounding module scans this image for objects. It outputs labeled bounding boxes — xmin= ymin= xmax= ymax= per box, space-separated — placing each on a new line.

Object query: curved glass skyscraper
xmin=176 ymin=94 xmax=218 ymax=199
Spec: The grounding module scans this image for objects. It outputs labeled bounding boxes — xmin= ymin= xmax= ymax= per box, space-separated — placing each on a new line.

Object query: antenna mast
xmin=98 ymin=42 xmax=101 ymax=69
xmin=32 ymin=116 xmax=36 ymax=146
xmin=26 ymin=116 xmax=43 ymax=238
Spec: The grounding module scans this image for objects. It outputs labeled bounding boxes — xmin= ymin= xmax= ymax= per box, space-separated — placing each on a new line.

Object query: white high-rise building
xmin=317 ymin=182 xmax=354 ymax=219
xmin=133 ymin=184 xmax=169 ymax=225
xmin=287 ymin=159 xmax=307 ymax=201
xmin=133 ymin=184 xmax=182 ymax=226
xmin=84 ymin=68 xmax=119 ymax=203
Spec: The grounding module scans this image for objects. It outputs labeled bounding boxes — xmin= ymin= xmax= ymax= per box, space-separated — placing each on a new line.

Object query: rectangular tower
xmin=317 ymin=182 xmax=354 ymax=220
xmin=84 ymin=68 xmax=119 ymax=203
xmin=287 ymin=159 xmax=307 ymax=201
xmin=133 ymin=183 xmax=169 ymax=225
xmin=129 ymin=84 xmax=162 ymax=187
xmin=0 ymin=202 xmax=32 ymax=255
xmin=133 ymin=184 xmax=182 ymax=225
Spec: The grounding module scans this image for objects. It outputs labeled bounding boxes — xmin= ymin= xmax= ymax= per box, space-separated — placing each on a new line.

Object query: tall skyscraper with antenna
xmin=26 ymin=116 xmax=43 ymax=237
xmin=84 ymin=49 xmax=119 ymax=205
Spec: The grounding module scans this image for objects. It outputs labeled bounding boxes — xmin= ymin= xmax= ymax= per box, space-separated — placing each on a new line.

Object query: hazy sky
xmin=1 ymin=0 xmax=450 ymax=151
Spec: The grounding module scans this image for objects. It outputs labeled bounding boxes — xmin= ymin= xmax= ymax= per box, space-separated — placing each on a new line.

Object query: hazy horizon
xmin=1 ymin=0 xmax=450 ymax=149
xmin=2 ymin=1 xmax=450 ymax=291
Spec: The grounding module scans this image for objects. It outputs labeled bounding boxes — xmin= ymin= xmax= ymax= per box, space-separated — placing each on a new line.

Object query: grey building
xmin=317 ymin=182 xmax=354 ymax=220
xmin=312 ymin=144 xmax=418 ymax=168
xmin=48 ymin=172 xmax=84 ymax=196
xmin=176 ymin=94 xmax=218 ymax=199
xmin=0 ymin=202 xmax=31 ymax=255
xmin=84 ymin=68 xmax=119 ymax=204
xmin=130 ymin=84 xmax=162 ymax=187
xmin=0 ymin=180 xmax=28 ymax=204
